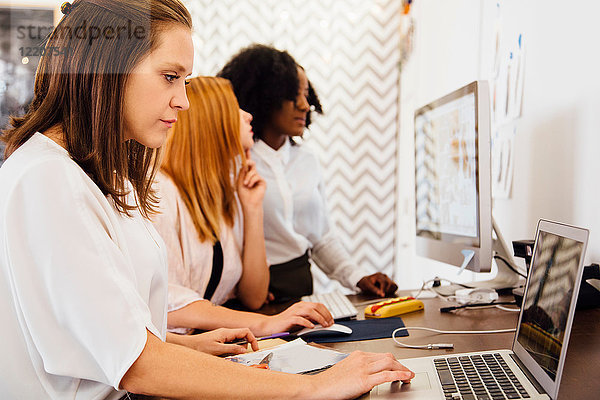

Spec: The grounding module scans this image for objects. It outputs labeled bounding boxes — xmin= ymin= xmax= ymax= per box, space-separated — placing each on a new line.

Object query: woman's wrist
xmin=166 ymin=332 xmax=191 ymax=348
xmin=253 ymin=314 xmax=276 ymax=336
xmin=241 ymin=205 xmax=263 ymax=220
xmin=242 ymin=207 xmax=264 ymax=235
xmin=298 ymin=375 xmax=325 ymax=400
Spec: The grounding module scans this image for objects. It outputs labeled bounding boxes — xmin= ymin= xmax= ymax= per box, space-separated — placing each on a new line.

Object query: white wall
xmin=396 ymin=0 xmax=600 ymax=290
xmin=491 ymin=1 xmax=600 ymax=263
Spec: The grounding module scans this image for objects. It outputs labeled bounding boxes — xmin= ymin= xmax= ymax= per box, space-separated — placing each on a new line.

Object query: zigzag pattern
xmin=184 ymin=0 xmax=401 ymax=292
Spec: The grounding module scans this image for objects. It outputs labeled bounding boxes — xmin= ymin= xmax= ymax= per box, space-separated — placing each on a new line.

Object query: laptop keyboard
xmin=301 ymin=290 xmax=358 ymax=320
xmin=434 ymin=353 xmax=531 ymax=400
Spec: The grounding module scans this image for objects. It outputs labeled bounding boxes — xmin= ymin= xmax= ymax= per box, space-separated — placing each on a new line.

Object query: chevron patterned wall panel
xmin=184 ymin=0 xmax=401 ymax=292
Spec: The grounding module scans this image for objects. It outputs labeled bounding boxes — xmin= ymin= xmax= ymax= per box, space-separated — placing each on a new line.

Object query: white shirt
xmin=0 ymin=133 xmax=168 ymax=400
xmin=251 ymin=139 xmax=368 ymax=290
xmin=151 ymin=172 xmax=243 ymax=325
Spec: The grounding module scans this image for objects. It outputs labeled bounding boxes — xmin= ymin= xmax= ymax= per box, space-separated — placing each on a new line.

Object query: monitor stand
xmin=434 ymin=218 xmax=526 ymax=296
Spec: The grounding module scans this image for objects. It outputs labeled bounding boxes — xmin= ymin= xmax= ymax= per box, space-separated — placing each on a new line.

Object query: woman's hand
xmin=237 ymin=152 xmax=266 ymax=212
xmin=311 ymin=351 xmax=415 ymax=399
xmin=259 ymin=301 xmax=334 ymax=335
xmin=184 ymin=328 xmax=259 ymax=356
xmin=357 ymin=273 xmax=398 ymax=297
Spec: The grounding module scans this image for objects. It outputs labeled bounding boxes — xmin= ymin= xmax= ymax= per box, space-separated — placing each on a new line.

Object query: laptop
xmin=371 ymin=220 xmax=589 ymax=400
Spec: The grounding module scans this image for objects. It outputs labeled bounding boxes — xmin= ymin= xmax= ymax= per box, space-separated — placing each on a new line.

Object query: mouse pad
xmin=302 ymin=317 xmax=407 ymax=344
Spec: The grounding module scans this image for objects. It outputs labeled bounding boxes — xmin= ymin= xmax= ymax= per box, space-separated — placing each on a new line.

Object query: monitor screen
xmin=516 ymin=230 xmax=585 ymax=381
xmin=414 ymin=81 xmax=492 ymax=273
xmin=415 ymin=91 xmax=479 ymax=243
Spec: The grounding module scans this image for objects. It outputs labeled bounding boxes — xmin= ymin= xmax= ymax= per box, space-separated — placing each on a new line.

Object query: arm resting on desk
xmin=120 ymin=330 xmax=415 ymax=399
xmin=168 ymin=299 xmax=334 ymax=337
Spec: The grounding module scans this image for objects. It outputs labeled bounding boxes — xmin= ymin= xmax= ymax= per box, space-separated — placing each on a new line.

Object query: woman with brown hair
xmin=154 ymin=76 xmax=335 ymax=336
xmin=0 ymin=1 xmax=413 ymax=398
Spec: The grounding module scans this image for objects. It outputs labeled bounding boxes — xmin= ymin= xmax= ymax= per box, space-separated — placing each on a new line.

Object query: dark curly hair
xmin=217 ymin=44 xmax=323 ymax=141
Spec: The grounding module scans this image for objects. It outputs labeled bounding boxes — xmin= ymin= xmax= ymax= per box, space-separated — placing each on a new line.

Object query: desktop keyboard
xmin=434 ymin=353 xmax=531 ymax=400
xmin=302 ymin=290 xmax=358 ymax=320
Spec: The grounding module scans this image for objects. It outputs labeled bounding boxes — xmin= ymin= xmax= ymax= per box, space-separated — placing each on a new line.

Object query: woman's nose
xmin=295 ymin=94 xmax=310 ymax=111
xmin=172 ymin=83 xmax=190 ymax=111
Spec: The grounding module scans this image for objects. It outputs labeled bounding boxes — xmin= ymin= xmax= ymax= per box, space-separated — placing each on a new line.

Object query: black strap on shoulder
xmin=204 ymin=240 xmax=224 ymax=301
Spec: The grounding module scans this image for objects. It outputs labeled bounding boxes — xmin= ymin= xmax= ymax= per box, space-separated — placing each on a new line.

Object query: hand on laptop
xmin=313 ymin=351 xmax=414 ymax=399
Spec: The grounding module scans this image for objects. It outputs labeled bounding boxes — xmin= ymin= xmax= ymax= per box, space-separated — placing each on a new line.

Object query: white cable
xmin=495 ymin=305 xmax=521 ymax=312
xmin=432 ymin=289 xmax=453 ymax=302
xmin=391 ymin=326 xmax=516 ymax=350
xmin=412 ymin=279 xmax=435 ymax=299
xmin=393 ymin=326 xmax=516 ymax=336
xmin=393 ymin=341 xmax=455 ymax=349
xmin=414 ymin=278 xmax=470 ymax=303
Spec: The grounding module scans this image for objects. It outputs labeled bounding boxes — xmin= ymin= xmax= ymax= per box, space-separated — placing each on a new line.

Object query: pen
xmin=299 ymin=364 xmax=334 ymax=375
xmin=232 ymin=331 xmax=290 ymax=346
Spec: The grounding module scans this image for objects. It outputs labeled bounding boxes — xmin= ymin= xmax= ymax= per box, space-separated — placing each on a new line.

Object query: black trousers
xmin=269 ymin=251 xmax=312 ymax=302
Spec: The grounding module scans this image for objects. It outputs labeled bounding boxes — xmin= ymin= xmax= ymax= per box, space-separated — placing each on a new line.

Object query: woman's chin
xmin=137 ymin=131 xmax=168 ymax=149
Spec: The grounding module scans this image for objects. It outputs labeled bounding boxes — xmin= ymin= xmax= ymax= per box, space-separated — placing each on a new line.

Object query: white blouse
xmin=151 ymin=172 xmax=244 ymax=322
xmin=0 ymin=133 xmax=168 ymax=400
xmin=251 ymin=139 xmax=368 ymax=290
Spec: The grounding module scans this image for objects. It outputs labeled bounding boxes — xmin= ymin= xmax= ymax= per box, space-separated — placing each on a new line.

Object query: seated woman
xmin=153 ymin=76 xmax=334 ymax=335
xmin=218 ymin=44 xmax=399 ymax=301
xmin=0 ymin=2 xmax=413 ymax=398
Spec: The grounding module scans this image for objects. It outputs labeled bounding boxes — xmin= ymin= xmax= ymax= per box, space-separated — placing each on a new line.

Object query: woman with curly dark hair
xmin=218 ymin=44 xmax=398 ymax=301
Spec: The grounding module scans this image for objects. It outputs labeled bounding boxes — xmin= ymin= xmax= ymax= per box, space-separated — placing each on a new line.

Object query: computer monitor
xmin=414 ymin=80 xmax=521 ymax=290
xmin=414 ymin=80 xmax=492 ymax=273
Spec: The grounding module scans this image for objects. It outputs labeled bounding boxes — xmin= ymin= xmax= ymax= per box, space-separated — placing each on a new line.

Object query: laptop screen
xmin=516 ymin=230 xmax=585 ymax=381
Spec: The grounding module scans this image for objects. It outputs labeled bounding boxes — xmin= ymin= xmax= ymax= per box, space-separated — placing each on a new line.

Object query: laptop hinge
xmin=510 ymin=353 xmax=546 ymax=395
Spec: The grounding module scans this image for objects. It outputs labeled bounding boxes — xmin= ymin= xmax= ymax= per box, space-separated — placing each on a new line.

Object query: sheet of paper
xmin=227 ymin=338 xmax=348 ymax=374
xmin=491 ymin=123 xmax=516 ymax=199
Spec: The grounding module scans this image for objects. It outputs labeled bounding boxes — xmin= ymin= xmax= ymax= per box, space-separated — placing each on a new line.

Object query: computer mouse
xmin=295 ymin=323 xmax=352 ymax=337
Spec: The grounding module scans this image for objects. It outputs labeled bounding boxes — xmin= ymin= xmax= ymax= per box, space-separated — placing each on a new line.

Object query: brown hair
xmin=1 ymin=0 xmax=192 ymax=217
xmin=161 ymin=77 xmax=246 ymax=244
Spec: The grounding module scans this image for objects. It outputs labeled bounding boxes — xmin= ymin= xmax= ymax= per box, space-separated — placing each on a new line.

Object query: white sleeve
xmin=167 ymin=283 xmax=204 ymax=313
xmin=309 ymin=164 xmax=371 ymax=290
xmin=151 ymin=177 xmax=203 ymax=312
xmin=3 ymin=159 xmax=159 ymax=390
xmin=311 ymin=232 xmax=371 ymax=290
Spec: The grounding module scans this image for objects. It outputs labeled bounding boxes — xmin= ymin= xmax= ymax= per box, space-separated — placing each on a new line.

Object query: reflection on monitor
xmin=415 ymin=89 xmax=478 ymax=239
xmin=414 ymin=81 xmax=492 ymax=273
xmin=517 ymin=231 xmax=584 ymax=381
